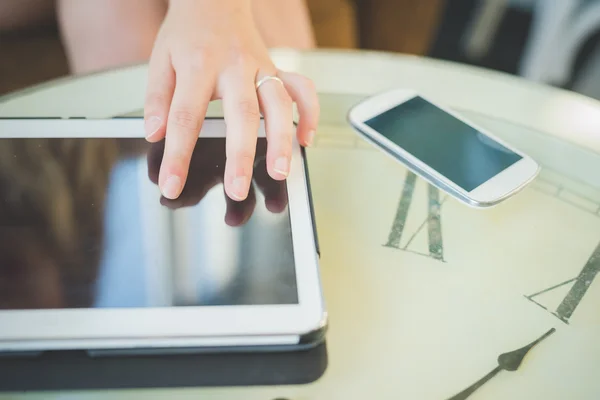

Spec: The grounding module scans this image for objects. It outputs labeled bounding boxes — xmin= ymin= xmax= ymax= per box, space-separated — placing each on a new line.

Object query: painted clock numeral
xmin=525 ymin=240 xmax=600 ymax=324
xmin=384 ymin=172 xmax=445 ymax=261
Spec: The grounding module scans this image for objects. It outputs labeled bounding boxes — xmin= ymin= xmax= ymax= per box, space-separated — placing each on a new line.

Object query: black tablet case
xmin=0 ymin=118 xmax=326 ymax=392
xmin=0 ymin=343 xmax=328 ymax=391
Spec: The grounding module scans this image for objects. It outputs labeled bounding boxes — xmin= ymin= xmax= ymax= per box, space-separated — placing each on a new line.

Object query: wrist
xmin=167 ymin=0 xmax=252 ymax=13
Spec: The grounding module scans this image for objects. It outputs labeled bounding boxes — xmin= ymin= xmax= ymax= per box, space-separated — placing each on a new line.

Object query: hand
xmin=143 ymin=0 xmax=319 ymax=202
xmin=146 ymin=138 xmax=288 ymax=226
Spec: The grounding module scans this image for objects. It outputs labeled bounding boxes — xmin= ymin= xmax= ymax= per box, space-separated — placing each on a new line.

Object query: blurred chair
xmin=463 ymin=0 xmax=600 ymax=89
xmin=307 ymin=0 xmax=358 ymax=48
xmin=518 ymin=0 xmax=580 ymax=85
xmin=462 ymin=0 xmax=513 ymax=60
xmin=355 ymin=0 xmax=446 ymax=55
xmin=462 ymin=0 xmax=540 ymax=62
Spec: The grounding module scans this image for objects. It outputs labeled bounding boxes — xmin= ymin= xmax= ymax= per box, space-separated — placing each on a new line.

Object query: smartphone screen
xmin=364 ymin=96 xmax=522 ymax=192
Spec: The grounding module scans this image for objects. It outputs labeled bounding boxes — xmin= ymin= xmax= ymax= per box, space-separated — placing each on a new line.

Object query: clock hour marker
xmin=385 ymin=172 xmax=417 ymax=249
xmin=525 ymin=240 xmax=600 ymax=324
xmin=446 ymin=328 xmax=556 ymax=400
xmin=384 ymin=172 xmax=445 ymax=261
xmin=427 ymin=184 xmax=444 ymax=261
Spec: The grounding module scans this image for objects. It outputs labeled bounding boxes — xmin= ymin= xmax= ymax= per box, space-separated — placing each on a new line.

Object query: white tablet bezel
xmin=0 ymin=118 xmax=326 ymax=352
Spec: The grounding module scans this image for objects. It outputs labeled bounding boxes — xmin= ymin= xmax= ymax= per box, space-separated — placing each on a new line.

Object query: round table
xmin=1 ymin=49 xmax=599 ymax=400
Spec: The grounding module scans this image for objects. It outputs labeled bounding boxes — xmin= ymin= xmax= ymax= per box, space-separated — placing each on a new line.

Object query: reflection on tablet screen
xmin=0 ymin=137 xmax=298 ymax=310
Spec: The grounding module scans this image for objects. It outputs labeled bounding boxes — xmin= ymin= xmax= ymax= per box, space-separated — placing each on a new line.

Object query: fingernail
xmin=306 ymin=130 xmax=315 ymax=146
xmin=274 ymin=156 xmax=289 ymax=177
xmin=162 ymin=175 xmax=182 ymax=199
xmin=145 ymin=116 xmax=162 ymax=139
xmin=231 ymin=176 xmax=249 ymax=200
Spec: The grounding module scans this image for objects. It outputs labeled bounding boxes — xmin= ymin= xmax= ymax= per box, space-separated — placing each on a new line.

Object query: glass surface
xmin=363 ymin=95 xmax=523 ymax=191
xmin=317 ymin=92 xmax=600 ymax=191
xmin=0 ymin=137 xmax=298 ymax=310
xmin=3 ymin=86 xmax=600 ymax=399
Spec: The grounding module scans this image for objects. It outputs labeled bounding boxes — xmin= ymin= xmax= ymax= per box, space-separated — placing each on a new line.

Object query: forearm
xmin=57 ymin=0 xmax=166 ymax=74
xmin=166 ymin=0 xmax=315 ymax=49
xmin=251 ymin=0 xmax=315 ymax=49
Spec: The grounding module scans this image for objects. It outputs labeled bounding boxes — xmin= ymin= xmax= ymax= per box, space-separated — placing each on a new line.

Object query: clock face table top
xmin=0 ymin=49 xmax=599 ymax=400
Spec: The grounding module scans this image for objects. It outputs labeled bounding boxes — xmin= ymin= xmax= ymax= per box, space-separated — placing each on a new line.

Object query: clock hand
xmin=446 ymin=328 xmax=556 ymax=400
xmin=445 ymin=366 xmax=502 ymax=400
xmin=496 ymin=327 xmax=555 ymax=371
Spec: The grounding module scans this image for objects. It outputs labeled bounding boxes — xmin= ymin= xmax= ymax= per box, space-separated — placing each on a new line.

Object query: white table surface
xmin=1 ymin=49 xmax=600 ymax=400
xmin=2 ymin=48 xmax=600 ymax=152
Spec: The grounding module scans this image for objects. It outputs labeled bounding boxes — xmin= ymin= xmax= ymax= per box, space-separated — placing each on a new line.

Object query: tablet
xmin=0 ymin=118 xmax=326 ymax=354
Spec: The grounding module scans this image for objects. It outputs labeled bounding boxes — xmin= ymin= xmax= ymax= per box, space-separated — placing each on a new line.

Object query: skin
xmin=251 ymin=0 xmax=316 ymax=49
xmin=56 ymin=0 xmax=167 ymax=73
xmin=142 ymin=0 xmax=319 ymax=202
xmin=146 ymin=138 xmax=288 ymax=226
xmin=1 ymin=0 xmax=319 ymax=202
xmin=0 ymin=0 xmax=318 ymax=308
xmin=55 ymin=0 xmax=319 ymax=202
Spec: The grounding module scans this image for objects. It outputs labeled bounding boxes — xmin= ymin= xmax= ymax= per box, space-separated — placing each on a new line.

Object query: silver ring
xmin=255 ymin=75 xmax=284 ymax=91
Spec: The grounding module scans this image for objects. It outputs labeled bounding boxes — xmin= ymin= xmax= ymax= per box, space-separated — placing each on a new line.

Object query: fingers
xmin=278 ymin=71 xmax=319 ymax=147
xmin=159 ymin=172 xmax=221 ymax=210
xmin=224 ymin=186 xmax=257 ymax=227
xmin=146 ymin=140 xmax=165 ymax=184
xmin=252 ymin=155 xmax=288 ymax=213
xmin=256 ymin=74 xmax=294 ymax=181
xmin=144 ymin=43 xmax=174 ymax=142
xmin=144 ymin=44 xmax=318 ymax=205
xmin=158 ymin=58 xmax=215 ymax=200
xmin=221 ymin=68 xmax=261 ymax=202
xmin=158 ymin=141 xmax=225 ymax=210
xmin=149 ymin=140 xmax=227 ymax=211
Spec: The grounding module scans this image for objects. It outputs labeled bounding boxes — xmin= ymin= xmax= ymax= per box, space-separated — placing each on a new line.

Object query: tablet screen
xmin=0 ymin=137 xmax=298 ymax=310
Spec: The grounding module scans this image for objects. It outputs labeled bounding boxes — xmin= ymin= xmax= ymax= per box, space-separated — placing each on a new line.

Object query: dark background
xmin=1 ymin=0 xmax=599 ymax=97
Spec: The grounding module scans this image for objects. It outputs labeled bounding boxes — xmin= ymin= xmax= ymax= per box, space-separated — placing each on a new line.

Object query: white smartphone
xmin=347 ymin=89 xmax=540 ymax=208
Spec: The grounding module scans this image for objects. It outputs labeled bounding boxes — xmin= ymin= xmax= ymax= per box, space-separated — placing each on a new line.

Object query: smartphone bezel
xmin=347 ymin=89 xmax=540 ymax=208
